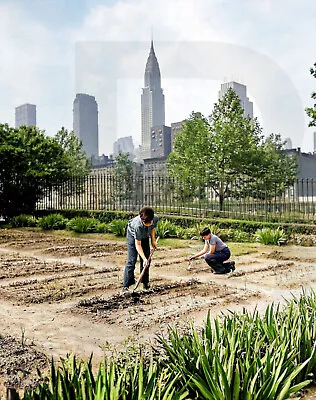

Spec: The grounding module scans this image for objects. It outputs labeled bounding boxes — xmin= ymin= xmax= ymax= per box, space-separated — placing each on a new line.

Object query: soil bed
xmin=0 ymin=228 xmax=315 ymax=397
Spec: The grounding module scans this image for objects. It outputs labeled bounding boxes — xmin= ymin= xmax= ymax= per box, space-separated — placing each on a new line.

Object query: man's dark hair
xmin=139 ymin=206 xmax=155 ymax=223
xmin=200 ymin=227 xmax=211 ymax=236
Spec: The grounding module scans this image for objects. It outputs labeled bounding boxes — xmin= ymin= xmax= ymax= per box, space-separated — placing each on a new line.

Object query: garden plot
xmin=42 ymin=242 xmax=124 ymax=257
xmin=74 ymin=279 xmax=259 ymax=331
xmin=228 ymin=249 xmax=316 ymax=290
xmin=0 ymin=228 xmax=315 ymax=395
xmin=0 ymin=252 xmax=90 ymax=280
xmin=0 ymin=265 xmax=120 ymax=304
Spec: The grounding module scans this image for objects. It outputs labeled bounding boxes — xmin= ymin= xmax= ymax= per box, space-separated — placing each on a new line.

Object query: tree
xmin=113 ymin=152 xmax=134 ymax=203
xmin=54 ymin=128 xmax=91 ymax=206
xmin=167 ymin=89 xmax=297 ymax=210
xmin=305 ymin=63 xmax=316 ymax=127
xmin=0 ymin=124 xmax=87 ymax=220
xmin=55 ymin=127 xmax=91 ymax=177
xmin=167 ymin=112 xmax=211 ymax=201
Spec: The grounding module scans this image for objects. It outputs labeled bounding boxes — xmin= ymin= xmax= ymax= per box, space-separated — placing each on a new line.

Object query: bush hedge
xmin=12 ymin=210 xmax=316 ymax=237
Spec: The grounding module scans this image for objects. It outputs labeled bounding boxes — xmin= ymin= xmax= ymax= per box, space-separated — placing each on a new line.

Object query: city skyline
xmin=0 ymin=0 xmax=315 ymax=155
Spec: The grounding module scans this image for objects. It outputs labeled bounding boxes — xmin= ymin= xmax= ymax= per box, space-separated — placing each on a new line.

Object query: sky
xmin=0 ymin=0 xmax=315 ymax=155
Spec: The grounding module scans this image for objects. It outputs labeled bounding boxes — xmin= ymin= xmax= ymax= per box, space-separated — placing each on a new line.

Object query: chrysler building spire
xmin=141 ymin=40 xmax=165 ymax=159
xmin=144 ymin=40 xmax=161 ymax=90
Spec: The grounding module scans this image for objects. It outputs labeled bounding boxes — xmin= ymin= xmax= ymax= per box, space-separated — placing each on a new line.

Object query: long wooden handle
xmin=133 ymin=237 xmax=159 ymax=291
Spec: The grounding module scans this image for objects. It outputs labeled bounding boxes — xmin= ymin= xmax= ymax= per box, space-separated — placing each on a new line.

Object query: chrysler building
xmin=141 ymin=41 xmax=165 ymax=159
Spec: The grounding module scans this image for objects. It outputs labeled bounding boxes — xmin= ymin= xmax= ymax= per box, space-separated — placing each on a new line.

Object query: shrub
xmin=10 ymin=214 xmax=37 ymax=227
xmin=255 ymin=227 xmax=287 ymax=245
xmin=156 ymin=219 xmax=178 ymax=238
xmin=38 ymin=214 xmax=68 ymax=230
xmin=108 ymin=219 xmax=128 ymax=237
xmin=66 ymin=217 xmax=99 ymax=233
xmin=96 ymin=222 xmax=109 ymax=234
xmin=175 ymin=227 xmax=199 ymax=240
xmin=232 ymin=229 xmax=252 ymax=242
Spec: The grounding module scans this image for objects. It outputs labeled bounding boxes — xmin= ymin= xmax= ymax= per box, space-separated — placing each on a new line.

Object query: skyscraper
xmin=113 ymin=136 xmax=135 ymax=160
xmin=15 ymin=103 xmax=36 ymax=128
xmin=218 ymin=82 xmax=253 ymax=118
xmin=73 ymin=93 xmax=99 ymax=163
xmin=141 ymin=41 xmax=165 ymax=159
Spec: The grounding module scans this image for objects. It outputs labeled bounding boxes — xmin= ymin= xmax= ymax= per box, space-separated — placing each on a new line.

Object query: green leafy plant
xmin=255 ymin=227 xmax=287 ymax=245
xmin=156 ymin=219 xmax=178 ymax=238
xmin=108 ymin=219 xmax=128 ymax=237
xmin=38 ymin=213 xmax=68 ymax=230
xmin=157 ymin=291 xmax=316 ymax=399
xmin=232 ymin=229 xmax=251 ymax=242
xmin=10 ymin=214 xmax=37 ymax=227
xmin=66 ymin=217 xmax=99 ymax=233
xmin=96 ymin=222 xmax=109 ymax=234
xmin=24 ymin=291 xmax=316 ymax=400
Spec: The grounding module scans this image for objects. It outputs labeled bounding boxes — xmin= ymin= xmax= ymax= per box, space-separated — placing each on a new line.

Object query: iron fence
xmin=36 ymin=174 xmax=316 ymax=223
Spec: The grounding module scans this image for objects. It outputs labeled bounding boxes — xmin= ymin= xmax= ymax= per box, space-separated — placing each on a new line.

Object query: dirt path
xmin=0 ymin=228 xmax=315 ymax=396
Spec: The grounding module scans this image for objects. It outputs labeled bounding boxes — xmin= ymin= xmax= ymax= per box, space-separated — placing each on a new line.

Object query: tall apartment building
xmin=73 ymin=93 xmax=99 ymax=163
xmin=141 ymin=41 xmax=165 ymax=159
xmin=15 ymin=103 xmax=36 ymax=128
xmin=150 ymin=125 xmax=171 ymax=158
xmin=218 ymin=81 xmax=253 ymax=118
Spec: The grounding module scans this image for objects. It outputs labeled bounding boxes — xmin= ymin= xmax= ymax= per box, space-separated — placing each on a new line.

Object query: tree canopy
xmin=112 ymin=152 xmax=134 ymax=201
xmin=167 ymin=89 xmax=297 ymax=210
xmin=0 ymin=124 xmax=90 ymax=219
xmin=305 ymin=63 xmax=316 ymax=127
xmin=55 ymin=127 xmax=91 ymax=176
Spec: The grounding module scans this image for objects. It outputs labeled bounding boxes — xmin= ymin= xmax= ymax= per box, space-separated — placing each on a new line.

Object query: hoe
xmin=133 ymin=236 xmax=160 ymax=291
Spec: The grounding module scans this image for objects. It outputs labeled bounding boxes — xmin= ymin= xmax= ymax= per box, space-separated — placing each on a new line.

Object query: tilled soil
xmin=0 ymin=228 xmax=315 ymax=397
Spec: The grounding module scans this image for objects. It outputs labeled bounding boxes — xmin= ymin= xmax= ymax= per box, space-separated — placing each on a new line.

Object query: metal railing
xmin=36 ymin=174 xmax=316 ymax=223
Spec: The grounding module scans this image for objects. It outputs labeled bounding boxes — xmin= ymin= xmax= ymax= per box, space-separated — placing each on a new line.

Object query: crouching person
xmin=189 ymin=227 xmax=235 ymax=274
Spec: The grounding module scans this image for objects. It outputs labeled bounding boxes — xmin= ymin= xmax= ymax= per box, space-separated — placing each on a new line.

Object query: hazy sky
xmin=0 ymin=0 xmax=315 ymax=155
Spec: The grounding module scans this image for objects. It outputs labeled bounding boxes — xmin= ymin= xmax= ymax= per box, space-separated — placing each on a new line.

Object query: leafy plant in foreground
xmin=24 ymin=291 xmax=316 ymax=399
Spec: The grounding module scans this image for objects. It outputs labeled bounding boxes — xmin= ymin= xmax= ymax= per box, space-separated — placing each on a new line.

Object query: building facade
xmin=15 ymin=103 xmax=36 ymax=128
xmin=143 ymin=156 xmax=168 ymax=178
xmin=73 ymin=93 xmax=99 ymax=164
xmin=141 ymin=41 xmax=165 ymax=159
xmin=286 ymin=148 xmax=316 ymax=179
xmin=113 ymin=136 xmax=135 ymax=160
xmin=171 ymin=121 xmax=185 ymax=151
xmin=150 ymin=125 xmax=171 ymax=158
xmin=218 ymin=81 xmax=253 ymax=118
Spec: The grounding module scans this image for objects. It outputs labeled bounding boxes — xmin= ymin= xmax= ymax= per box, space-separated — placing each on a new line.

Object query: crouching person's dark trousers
xmin=123 ymin=236 xmax=150 ymax=288
xmin=204 ymin=247 xmax=231 ymax=274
